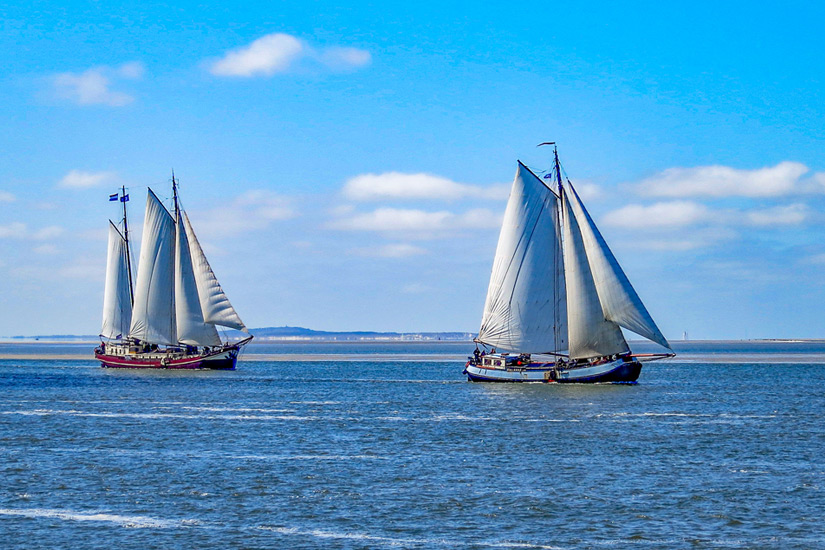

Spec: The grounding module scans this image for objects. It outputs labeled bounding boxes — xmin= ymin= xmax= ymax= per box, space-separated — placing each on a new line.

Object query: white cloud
xmin=351 ymin=243 xmax=428 ymax=258
xmin=328 ymin=207 xmax=501 ymax=238
xmin=602 ymin=201 xmax=711 ymax=228
xmin=332 ymin=208 xmax=452 ymax=232
xmin=343 ymin=172 xmax=508 ymax=201
xmin=189 ymin=190 xmax=295 ymax=238
xmin=746 ymin=203 xmax=808 ymax=226
xmin=0 ymin=191 xmax=15 ymax=202
xmin=318 ymin=47 xmax=372 ymax=70
xmin=0 ymin=222 xmax=26 ymax=239
xmin=209 ymin=32 xmax=371 ymax=78
xmin=210 ymin=33 xmax=304 ymax=77
xmin=0 ymin=223 xmax=64 ymax=240
xmin=32 ymin=226 xmax=64 ymax=240
xmin=52 ymin=62 xmax=143 ymax=107
xmin=636 ymin=161 xmax=810 ymax=198
xmin=58 ymin=170 xmax=117 ymax=189
xmin=571 ymin=181 xmax=602 ymax=201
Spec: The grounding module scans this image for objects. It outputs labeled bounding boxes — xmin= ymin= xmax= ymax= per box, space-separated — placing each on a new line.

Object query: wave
xmin=0 ymin=508 xmax=194 ymax=529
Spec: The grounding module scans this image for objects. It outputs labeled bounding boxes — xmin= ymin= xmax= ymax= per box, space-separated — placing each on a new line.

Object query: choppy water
xmin=0 ymin=343 xmax=824 ymax=548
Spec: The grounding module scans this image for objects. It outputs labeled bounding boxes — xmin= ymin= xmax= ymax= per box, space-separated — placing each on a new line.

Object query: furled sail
xmin=183 ymin=212 xmax=247 ymax=332
xmin=175 ymin=211 xmax=222 ymax=347
xmin=129 ymin=190 xmax=177 ymax=345
xmin=101 ymin=221 xmax=132 ymax=339
xmin=566 ymin=183 xmax=671 ymax=350
xmin=561 ymin=187 xmax=629 ymax=359
xmin=477 ymin=162 xmax=567 ymax=353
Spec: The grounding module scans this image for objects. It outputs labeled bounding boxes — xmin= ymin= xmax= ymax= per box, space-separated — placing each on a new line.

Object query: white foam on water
xmin=181 ymin=406 xmax=293 ymax=413
xmin=259 ymin=526 xmax=441 ymax=546
xmin=260 ymin=526 xmax=565 ymax=548
xmin=234 ymin=454 xmax=385 ymax=461
xmin=0 ymin=508 xmax=193 ymax=529
xmin=0 ymin=409 xmax=321 ymax=421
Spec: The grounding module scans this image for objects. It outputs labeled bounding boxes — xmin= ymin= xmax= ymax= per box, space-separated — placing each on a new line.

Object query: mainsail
xmin=183 ymin=212 xmax=247 ymax=332
xmin=129 ymin=190 xmax=177 ymax=345
xmin=101 ymin=221 xmax=132 ymax=339
xmin=565 ymin=183 xmax=671 ymax=350
xmin=175 ymin=210 xmax=222 ymax=346
xmin=561 ymin=186 xmax=630 ymax=358
xmin=477 ymin=163 xmax=566 ymax=353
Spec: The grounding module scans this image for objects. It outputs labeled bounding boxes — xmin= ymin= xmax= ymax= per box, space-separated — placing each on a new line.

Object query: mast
xmin=553 ymin=145 xmax=564 ymax=196
xmin=172 ymin=170 xmax=179 ymax=220
xmin=121 ymin=184 xmax=134 ymax=305
xmin=539 ymin=141 xmax=564 ymax=354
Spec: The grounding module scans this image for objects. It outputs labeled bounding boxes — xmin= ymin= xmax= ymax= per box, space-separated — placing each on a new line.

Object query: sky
xmin=1 ymin=0 xmax=824 ymax=339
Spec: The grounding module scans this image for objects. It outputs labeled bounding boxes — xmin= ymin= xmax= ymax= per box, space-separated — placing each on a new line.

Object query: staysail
xmin=561 ymin=186 xmax=629 ymax=359
xmin=566 ymin=183 xmax=671 ymax=350
xmin=183 ymin=212 xmax=247 ymax=332
xmin=477 ymin=162 xmax=566 ymax=353
xmin=129 ymin=190 xmax=177 ymax=345
xmin=175 ymin=210 xmax=222 ymax=346
xmin=101 ymin=221 xmax=132 ymax=339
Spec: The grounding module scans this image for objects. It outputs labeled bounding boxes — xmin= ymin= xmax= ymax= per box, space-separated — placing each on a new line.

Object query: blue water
xmin=0 ymin=344 xmax=823 ymax=548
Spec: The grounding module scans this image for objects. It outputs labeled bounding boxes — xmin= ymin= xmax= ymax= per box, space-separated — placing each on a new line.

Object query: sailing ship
xmin=95 ymin=176 xmax=252 ymax=369
xmin=465 ymin=145 xmax=673 ymax=383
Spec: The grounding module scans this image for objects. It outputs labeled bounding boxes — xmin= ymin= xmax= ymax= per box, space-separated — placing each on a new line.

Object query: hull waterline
xmin=464 ymin=357 xmax=642 ymax=384
xmin=95 ymin=345 xmax=240 ymax=370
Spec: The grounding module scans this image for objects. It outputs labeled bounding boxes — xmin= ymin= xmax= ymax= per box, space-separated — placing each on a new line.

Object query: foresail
xmin=101 ymin=221 xmax=132 ymax=339
xmin=566 ymin=184 xmax=671 ymax=350
xmin=477 ymin=162 xmax=566 ymax=353
xmin=561 ymin=187 xmax=629 ymax=359
xmin=183 ymin=212 xmax=247 ymax=332
xmin=175 ymin=211 xmax=221 ymax=347
xmin=129 ymin=190 xmax=177 ymax=345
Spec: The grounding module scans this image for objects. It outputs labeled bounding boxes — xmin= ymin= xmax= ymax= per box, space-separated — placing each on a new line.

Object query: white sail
xmin=183 ymin=212 xmax=247 ymax=332
xmin=561 ymin=187 xmax=629 ymax=359
xmin=175 ymin=211 xmax=222 ymax=347
xmin=566 ymin=183 xmax=671 ymax=350
xmin=101 ymin=221 xmax=132 ymax=339
xmin=477 ymin=162 xmax=566 ymax=353
xmin=129 ymin=190 xmax=177 ymax=345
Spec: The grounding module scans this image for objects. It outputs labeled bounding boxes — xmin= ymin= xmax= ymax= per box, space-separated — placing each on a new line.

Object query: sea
xmin=0 ymin=340 xmax=823 ymax=549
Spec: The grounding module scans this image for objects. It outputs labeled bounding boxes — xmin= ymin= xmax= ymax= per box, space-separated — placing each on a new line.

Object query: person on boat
xmin=473 ymin=348 xmax=481 ymax=363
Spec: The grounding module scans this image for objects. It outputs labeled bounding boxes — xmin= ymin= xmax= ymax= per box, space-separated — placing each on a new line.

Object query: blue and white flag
xmin=120 ymin=194 xmax=129 ymax=202
xmin=109 ymin=193 xmax=119 ymax=201
xmin=543 ymin=173 xmax=552 ymax=179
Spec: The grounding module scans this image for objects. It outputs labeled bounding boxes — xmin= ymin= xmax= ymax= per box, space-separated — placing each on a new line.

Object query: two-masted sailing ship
xmin=95 ymin=177 xmax=252 ymax=369
xmin=465 ymin=145 xmax=673 ymax=383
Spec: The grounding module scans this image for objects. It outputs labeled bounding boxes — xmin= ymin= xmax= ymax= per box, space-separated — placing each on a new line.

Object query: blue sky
xmin=1 ymin=1 xmax=824 ymax=339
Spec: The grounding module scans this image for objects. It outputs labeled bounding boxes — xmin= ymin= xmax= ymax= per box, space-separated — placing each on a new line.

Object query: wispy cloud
xmin=189 ymin=190 xmax=295 ymax=238
xmin=636 ymin=161 xmax=813 ymax=198
xmin=350 ymin=243 xmax=428 ymax=258
xmin=746 ymin=203 xmax=809 ymax=226
xmin=0 ymin=223 xmax=64 ymax=240
xmin=328 ymin=207 xmax=501 ymax=238
xmin=209 ymin=32 xmax=371 ymax=78
xmin=343 ymin=172 xmax=508 ymax=202
xmin=57 ymin=170 xmax=117 ymax=189
xmin=0 ymin=191 xmax=15 ymax=202
xmin=602 ymin=201 xmax=711 ymax=228
xmin=52 ymin=62 xmax=144 ymax=107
